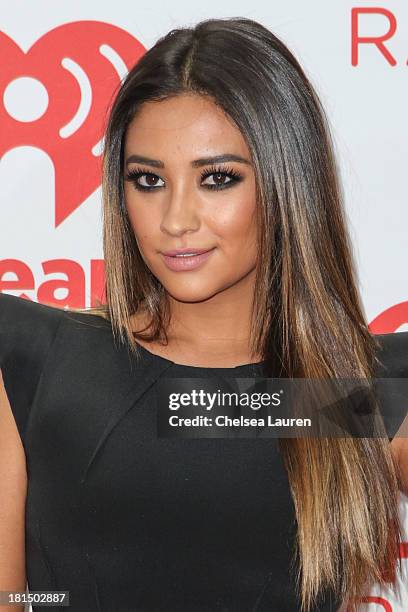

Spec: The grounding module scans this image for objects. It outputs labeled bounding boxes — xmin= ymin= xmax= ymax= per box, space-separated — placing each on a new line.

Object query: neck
xmin=134 ymin=269 xmax=263 ymax=367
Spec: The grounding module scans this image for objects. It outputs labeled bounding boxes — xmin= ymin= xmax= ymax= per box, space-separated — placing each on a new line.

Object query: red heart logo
xmin=0 ymin=21 xmax=145 ymax=227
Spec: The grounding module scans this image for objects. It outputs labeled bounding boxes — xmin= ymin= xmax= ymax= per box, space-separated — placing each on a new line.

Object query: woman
xmin=1 ymin=16 xmax=407 ymax=612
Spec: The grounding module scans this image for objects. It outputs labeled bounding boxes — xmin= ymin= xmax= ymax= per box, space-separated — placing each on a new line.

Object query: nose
xmin=160 ymin=181 xmax=200 ymax=237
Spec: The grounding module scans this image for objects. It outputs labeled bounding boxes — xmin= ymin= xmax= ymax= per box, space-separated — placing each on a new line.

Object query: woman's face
xmin=123 ymin=93 xmax=258 ymax=304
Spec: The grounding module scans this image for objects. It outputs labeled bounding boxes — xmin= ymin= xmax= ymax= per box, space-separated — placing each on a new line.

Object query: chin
xmin=161 ymin=280 xmax=223 ymax=304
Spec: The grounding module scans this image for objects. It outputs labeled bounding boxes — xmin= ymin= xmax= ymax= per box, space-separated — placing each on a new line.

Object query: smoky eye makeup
xmin=124 ymin=168 xmax=164 ymax=191
xmin=124 ymin=164 xmax=244 ymax=192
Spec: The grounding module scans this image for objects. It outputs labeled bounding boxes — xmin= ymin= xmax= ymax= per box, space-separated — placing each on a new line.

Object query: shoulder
xmin=372 ymin=330 xmax=408 ymax=376
xmin=0 ymin=292 xmax=114 ymax=371
xmin=0 ymin=292 xmax=111 ymax=341
xmin=0 ymin=293 xmax=69 ymax=374
xmin=0 ymin=292 xmax=65 ymax=347
xmin=0 ymin=293 xmax=111 ymax=444
xmin=0 ymin=294 xmax=65 ymax=443
xmin=370 ymin=330 xmax=408 ymax=443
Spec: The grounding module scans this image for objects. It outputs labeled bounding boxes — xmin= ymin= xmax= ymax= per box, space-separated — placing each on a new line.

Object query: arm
xmin=0 ymin=369 xmax=26 ymax=612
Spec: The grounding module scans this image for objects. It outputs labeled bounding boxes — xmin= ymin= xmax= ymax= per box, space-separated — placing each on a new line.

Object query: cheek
xmin=208 ymin=198 xmax=257 ymax=250
xmin=125 ymin=199 xmax=159 ymax=249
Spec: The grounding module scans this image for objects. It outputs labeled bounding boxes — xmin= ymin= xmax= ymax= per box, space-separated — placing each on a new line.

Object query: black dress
xmin=0 ymin=292 xmax=407 ymax=612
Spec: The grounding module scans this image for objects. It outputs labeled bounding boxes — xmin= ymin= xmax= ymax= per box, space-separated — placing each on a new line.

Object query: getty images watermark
xmin=156 ymin=377 xmax=408 ymax=439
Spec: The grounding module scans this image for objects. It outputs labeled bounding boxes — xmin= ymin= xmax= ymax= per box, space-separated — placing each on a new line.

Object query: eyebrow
xmin=125 ymin=153 xmax=252 ymax=168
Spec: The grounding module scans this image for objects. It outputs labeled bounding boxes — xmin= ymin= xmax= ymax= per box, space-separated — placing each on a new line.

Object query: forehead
xmin=124 ymin=93 xmax=249 ymax=156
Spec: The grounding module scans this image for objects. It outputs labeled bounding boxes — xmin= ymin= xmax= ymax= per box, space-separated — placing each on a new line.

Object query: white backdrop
xmin=0 ymin=1 xmax=407 ymax=610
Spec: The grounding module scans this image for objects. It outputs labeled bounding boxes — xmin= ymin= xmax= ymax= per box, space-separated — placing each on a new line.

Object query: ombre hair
xmin=76 ymin=16 xmax=403 ymax=611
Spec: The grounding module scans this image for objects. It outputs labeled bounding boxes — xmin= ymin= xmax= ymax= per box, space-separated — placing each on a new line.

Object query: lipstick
xmin=161 ymin=248 xmax=215 ymax=271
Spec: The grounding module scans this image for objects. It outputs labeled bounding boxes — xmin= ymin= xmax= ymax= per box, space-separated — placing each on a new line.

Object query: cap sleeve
xmin=373 ymin=331 xmax=408 ymax=441
xmin=0 ymin=293 xmax=64 ymax=445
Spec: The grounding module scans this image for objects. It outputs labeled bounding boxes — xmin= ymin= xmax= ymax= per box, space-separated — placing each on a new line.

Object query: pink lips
xmin=162 ymin=248 xmax=215 ymax=271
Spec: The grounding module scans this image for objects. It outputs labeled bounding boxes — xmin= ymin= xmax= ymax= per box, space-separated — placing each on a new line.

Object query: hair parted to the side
xmin=75 ymin=16 xmax=403 ymax=611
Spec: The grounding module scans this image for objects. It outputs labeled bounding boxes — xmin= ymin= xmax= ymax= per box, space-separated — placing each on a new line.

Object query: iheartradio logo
xmin=0 ymin=21 xmax=145 ymax=227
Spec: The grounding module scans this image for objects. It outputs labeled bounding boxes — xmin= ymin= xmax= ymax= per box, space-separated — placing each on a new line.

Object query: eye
xmin=201 ymin=172 xmax=232 ymax=189
xmin=200 ymin=165 xmax=243 ymax=191
xmin=124 ymin=168 xmax=165 ymax=191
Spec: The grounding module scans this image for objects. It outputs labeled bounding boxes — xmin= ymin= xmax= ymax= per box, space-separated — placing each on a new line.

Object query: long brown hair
xmin=77 ymin=16 xmax=403 ymax=611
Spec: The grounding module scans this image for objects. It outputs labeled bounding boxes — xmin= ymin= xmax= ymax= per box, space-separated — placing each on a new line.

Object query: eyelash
xmin=124 ymin=165 xmax=243 ymax=192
